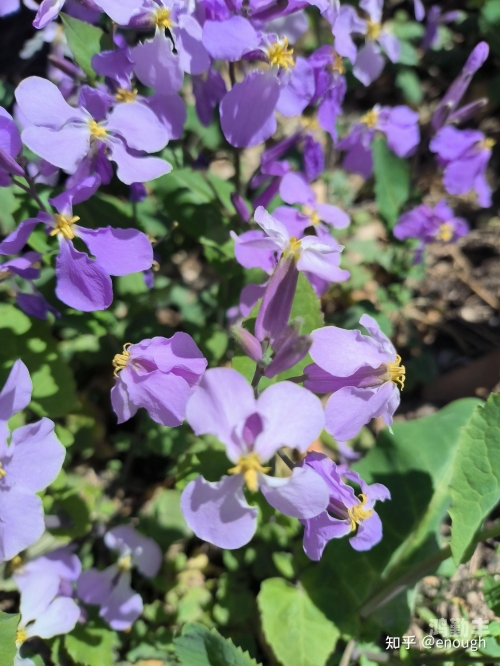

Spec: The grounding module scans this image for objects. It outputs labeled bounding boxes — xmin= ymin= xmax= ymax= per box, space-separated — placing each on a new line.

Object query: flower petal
xmin=107 ymin=102 xmax=169 ymax=153
xmin=255 ymin=381 xmax=324 ymax=459
xmin=76 ymin=226 xmax=153 ymax=276
xmin=15 ymin=77 xmax=86 ymax=129
xmin=0 ymin=488 xmax=44 ymax=562
xmin=301 ymin=511 xmax=352 ymax=561
xmin=349 ymin=511 xmax=383 ymax=551
xmin=28 ymin=597 xmax=80 ymax=639
xmin=101 ymin=572 xmax=143 ymax=631
xmin=108 ymin=139 xmax=172 ymax=185
xmin=21 ymin=125 xmax=90 ymax=172
xmin=0 ymin=360 xmax=32 ymax=426
xmin=260 ymin=466 xmax=330 ymax=519
xmin=180 ymin=475 xmax=257 ymax=549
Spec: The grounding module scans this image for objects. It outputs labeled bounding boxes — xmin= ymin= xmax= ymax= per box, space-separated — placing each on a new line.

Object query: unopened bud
xmin=230 ymin=192 xmax=251 ymax=223
xmin=0 ymin=148 xmax=24 ymax=177
xmin=264 ymin=325 xmax=312 ymax=378
xmin=255 ymin=255 xmax=299 ymax=344
xmin=232 ymin=326 xmax=263 ymax=362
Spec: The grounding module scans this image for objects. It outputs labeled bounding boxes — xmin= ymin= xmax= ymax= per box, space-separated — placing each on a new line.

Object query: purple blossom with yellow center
xmin=338 ymin=105 xmax=420 ymax=178
xmin=394 ymin=200 xmax=469 ymax=262
xmin=15 ymin=76 xmax=171 ymax=185
xmin=299 ymin=452 xmax=391 ymax=559
xmin=77 ymin=525 xmax=162 ymax=631
xmin=111 ymin=333 xmax=207 ymax=427
xmin=0 ymin=360 xmax=65 ymax=563
xmin=353 ymin=0 xmax=400 ymax=86
xmin=305 ymin=315 xmax=405 ymax=441
xmin=0 ymin=176 xmax=154 ymax=312
xmin=180 ymin=368 xmax=330 ymax=549
xmin=430 ymin=126 xmax=494 ymax=208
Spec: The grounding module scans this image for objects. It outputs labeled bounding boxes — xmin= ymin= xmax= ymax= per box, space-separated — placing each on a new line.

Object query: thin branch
xmin=339 ymin=639 xmax=357 ymax=666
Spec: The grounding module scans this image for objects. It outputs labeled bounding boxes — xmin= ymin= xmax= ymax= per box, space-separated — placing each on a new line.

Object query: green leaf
xmin=174 ymin=623 xmax=261 ymax=666
xmin=484 ymin=575 xmax=500 ymax=616
xmin=60 ymin=14 xmax=111 ymax=81
xmin=0 ymin=610 xmax=19 ymax=666
xmin=0 ymin=312 xmax=77 ymax=418
xmin=300 ymin=399 xmax=481 ymax=638
xmin=139 ymin=488 xmax=191 ymax=549
xmin=64 ymin=622 xmax=118 ymax=666
xmin=372 ymin=136 xmax=411 ymax=228
xmin=258 ymin=578 xmax=339 ymax=666
xmin=449 ymin=394 xmax=500 ymax=564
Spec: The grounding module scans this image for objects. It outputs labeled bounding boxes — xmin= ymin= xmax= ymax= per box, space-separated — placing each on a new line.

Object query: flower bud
xmin=255 ymin=256 xmax=299 ymax=344
xmin=230 ymin=192 xmax=251 ymax=223
xmin=264 ymin=325 xmax=312 ymax=377
xmin=232 ymin=326 xmax=263 ymax=362
xmin=0 ymin=148 xmax=24 ymax=177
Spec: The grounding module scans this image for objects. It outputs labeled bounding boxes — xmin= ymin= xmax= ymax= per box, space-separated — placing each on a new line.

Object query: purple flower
xmin=299 ymin=452 xmax=390 ymax=559
xmin=91 ymin=45 xmax=186 ymax=141
xmin=0 ymin=360 xmax=65 ymax=562
xmin=394 ymin=200 xmax=469 ymax=260
xmin=338 ymin=105 xmax=420 ymax=178
xmin=15 ymin=572 xmax=80 ymax=653
xmin=111 ymin=333 xmax=207 ymax=426
xmin=324 ymin=2 xmax=366 ymax=64
xmin=279 ymin=171 xmax=350 ymax=236
xmin=0 ymin=176 xmax=154 ymax=311
xmin=233 ymin=206 xmax=350 ymax=285
xmin=14 ymin=546 xmax=82 ymax=607
xmin=0 ymin=0 xmax=20 ymax=16
xmin=0 ymin=108 xmax=24 ymax=186
xmin=181 ymin=368 xmax=329 ymax=549
xmin=0 ymin=252 xmax=59 ymax=320
xmin=430 ymin=126 xmax=493 ymax=208
xmin=32 ymin=0 xmax=101 ymax=29
xmin=193 ymin=67 xmax=227 ymax=127
xmin=422 ymin=7 xmax=462 ymax=51
xmin=305 ymin=315 xmax=404 ymax=441
xmin=77 ymin=525 xmax=162 ymax=631
xmin=353 ymin=0 xmax=400 ymax=86
xmin=432 ymin=42 xmax=489 ymax=130
xmin=15 ymin=76 xmax=171 ymax=185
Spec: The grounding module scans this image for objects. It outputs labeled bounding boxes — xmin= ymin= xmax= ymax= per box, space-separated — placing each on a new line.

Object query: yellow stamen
xmin=117 ymin=554 xmax=132 ymax=572
xmin=366 ymin=19 xmax=382 ymax=40
xmin=360 ymin=108 xmax=379 ymax=128
xmin=480 ymin=137 xmax=496 ymax=151
xmin=115 ymin=88 xmax=138 ymax=103
xmin=228 ymin=452 xmax=271 ymax=493
xmin=283 ymin=236 xmax=302 ymax=261
xmin=88 ymin=119 xmax=107 ymax=140
xmin=113 ymin=342 xmax=133 ymax=378
xmin=49 ymin=214 xmax=80 ymax=240
xmin=266 ymin=37 xmax=295 ymax=70
xmin=330 ymin=50 xmax=345 ymax=75
xmin=9 ymin=555 xmax=23 ymax=571
xmin=16 ymin=628 xmax=27 ymax=646
xmin=0 ymin=462 xmax=6 ymax=478
xmin=152 ymin=260 xmax=160 ymax=272
xmin=347 ymin=493 xmax=373 ymax=532
xmin=387 ymin=354 xmax=406 ymax=390
xmin=155 ymin=7 xmax=173 ymax=29
xmin=302 ymin=206 xmax=321 ymax=226
xmin=435 ymin=222 xmax=454 ymax=243
xmin=300 ymin=116 xmax=320 ymax=131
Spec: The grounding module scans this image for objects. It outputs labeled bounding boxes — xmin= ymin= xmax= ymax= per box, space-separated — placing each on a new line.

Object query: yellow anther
xmin=88 ymin=120 xmax=107 ymax=140
xmin=387 ymin=354 xmax=406 ymax=390
xmin=266 ymin=37 xmax=295 ymax=70
xmin=228 ymin=452 xmax=271 ymax=493
xmin=283 ymin=236 xmax=302 ymax=261
xmin=117 ymin=554 xmax=132 ymax=572
xmin=115 ymin=88 xmax=138 ymax=103
xmin=366 ymin=19 xmax=382 ymax=40
xmin=302 ymin=206 xmax=321 ymax=226
xmin=435 ymin=222 xmax=454 ymax=243
xmin=49 ymin=214 xmax=80 ymax=241
xmin=330 ymin=50 xmax=345 ymax=75
xmin=155 ymin=7 xmax=173 ymax=29
xmin=9 ymin=555 xmax=23 ymax=571
xmin=113 ymin=342 xmax=133 ymax=378
xmin=0 ymin=462 xmax=6 ymax=478
xmin=152 ymin=260 xmax=160 ymax=272
xmin=347 ymin=493 xmax=373 ymax=532
xmin=16 ymin=628 xmax=27 ymax=646
xmin=360 ymin=108 xmax=379 ymax=128
xmin=300 ymin=116 xmax=320 ymax=131
xmin=480 ymin=137 xmax=496 ymax=151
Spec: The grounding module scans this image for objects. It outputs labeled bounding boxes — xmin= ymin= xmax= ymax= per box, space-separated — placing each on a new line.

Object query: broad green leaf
xmin=372 ymin=136 xmax=411 ymax=228
xmin=258 ymin=578 xmax=339 ymax=666
xmin=174 ymin=623 xmax=260 ymax=666
xmin=0 ymin=316 xmax=77 ymax=418
xmin=64 ymin=622 xmax=118 ymax=666
xmin=0 ymin=610 xmax=19 ymax=666
xmin=449 ymin=394 xmax=500 ymax=564
xmin=60 ymin=14 xmax=111 ymax=80
xmin=139 ymin=488 xmax=191 ymax=549
xmin=301 ymin=399 xmax=481 ymax=638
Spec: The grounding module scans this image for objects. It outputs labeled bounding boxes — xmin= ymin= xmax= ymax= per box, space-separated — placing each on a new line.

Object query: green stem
xmin=359 ymin=521 xmax=500 ymax=618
